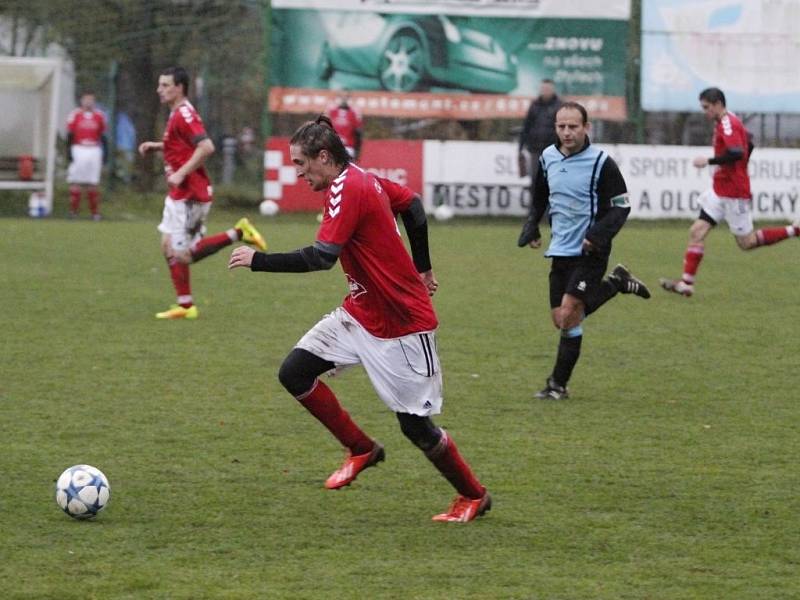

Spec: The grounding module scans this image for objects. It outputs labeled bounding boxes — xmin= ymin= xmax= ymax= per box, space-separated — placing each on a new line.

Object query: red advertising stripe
xmin=264 ymin=137 xmax=423 ymax=212
xmin=269 ymin=87 xmax=627 ymax=121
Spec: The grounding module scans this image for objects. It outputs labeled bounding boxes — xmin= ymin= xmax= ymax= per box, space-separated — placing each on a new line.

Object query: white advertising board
xmin=423 ymin=141 xmax=800 ymax=220
xmin=641 ymin=0 xmax=800 ymax=112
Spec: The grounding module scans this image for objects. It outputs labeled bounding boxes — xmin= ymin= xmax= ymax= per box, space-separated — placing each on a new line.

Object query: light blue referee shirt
xmin=540 ymin=143 xmax=610 ymax=257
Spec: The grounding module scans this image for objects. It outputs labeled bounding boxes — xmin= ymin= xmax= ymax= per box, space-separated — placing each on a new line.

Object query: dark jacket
xmin=518 ymin=95 xmax=562 ymax=155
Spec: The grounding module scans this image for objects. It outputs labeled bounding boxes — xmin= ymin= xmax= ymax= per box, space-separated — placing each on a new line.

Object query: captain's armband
xmin=610 ymin=193 xmax=630 ymax=208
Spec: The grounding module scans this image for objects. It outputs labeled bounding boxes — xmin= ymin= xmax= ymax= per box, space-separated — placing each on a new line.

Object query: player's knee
xmin=278 ymin=348 xmax=334 ymax=397
xmin=160 ymin=238 xmax=173 ymax=259
xmin=688 ymin=223 xmax=709 ymax=244
xmin=278 ymin=349 xmax=315 ymax=396
xmin=396 ymin=413 xmax=441 ymax=451
xmin=736 ymin=233 xmax=757 ymax=250
xmin=554 ymin=309 xmax=580 ymax=331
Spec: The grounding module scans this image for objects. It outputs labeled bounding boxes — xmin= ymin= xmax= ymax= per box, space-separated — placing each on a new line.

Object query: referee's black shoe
xmin=608 ymin=264 xmax=651 ymax=299
xmin=534 ymin=377 xmax=569 ymax=400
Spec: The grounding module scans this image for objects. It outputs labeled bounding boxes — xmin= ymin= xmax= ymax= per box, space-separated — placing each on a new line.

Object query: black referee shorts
xmin=548 ymin=254 xmax=609 ymax=309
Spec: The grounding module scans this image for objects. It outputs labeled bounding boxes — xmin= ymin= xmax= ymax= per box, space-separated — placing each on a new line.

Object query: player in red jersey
xmin=327 ymin=93 xmax=363 ymax=161
xmin=228 ymin=116 xmax=490 ymax=523
xmin=660 ymin=87 xmax=800 ymax=297
xmin=66 ymin=92 xmax=107 ymax=220
xmin=138 ymin=66 xmax=266 ymax=320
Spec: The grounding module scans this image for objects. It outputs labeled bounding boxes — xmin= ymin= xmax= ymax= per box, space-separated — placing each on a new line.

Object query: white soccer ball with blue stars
xmin=55 ymin=465 xmax=110 ymax=519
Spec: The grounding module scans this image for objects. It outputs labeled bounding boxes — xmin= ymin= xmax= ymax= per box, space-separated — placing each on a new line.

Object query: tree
xmin=2 ymin=0 xmax=267 ymax=189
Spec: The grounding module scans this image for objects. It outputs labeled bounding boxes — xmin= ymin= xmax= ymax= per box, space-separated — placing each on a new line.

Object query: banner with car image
xmin=269 ymin=2 xmax=630 ymax=120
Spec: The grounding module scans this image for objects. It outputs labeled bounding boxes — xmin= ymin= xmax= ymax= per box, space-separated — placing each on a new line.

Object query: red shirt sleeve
xmin=719 ymin=114 xmax=747 ymax=151
xmin=177 ymin=104 xmax=208 ymax=145
xmin=377 ymin=176 xmax=416 ymax=214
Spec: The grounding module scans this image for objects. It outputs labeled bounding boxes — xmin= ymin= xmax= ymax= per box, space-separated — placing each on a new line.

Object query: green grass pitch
xmin=1 ymin=210 xmax=798 ymax=599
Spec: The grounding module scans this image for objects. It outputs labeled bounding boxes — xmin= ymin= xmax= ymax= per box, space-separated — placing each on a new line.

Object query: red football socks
xmin=87 ymin=188 xmax=99 ymax=216
xmin=167 ymin=257 xmax=192 ymax=308
xmin=425 ymin=430 xmax=485 ymax=499
xmin=756 ymin=226 xmax=797 ymax=246
xmin=682 ymin=244 xmax=704 ymax=284
xmin=69 ymin=185 xmax=81 ymax=214
xmin=190 ymin=229 xmax=238 ymax=262
xmin=296 ymin=380 xmax=374 ymax=455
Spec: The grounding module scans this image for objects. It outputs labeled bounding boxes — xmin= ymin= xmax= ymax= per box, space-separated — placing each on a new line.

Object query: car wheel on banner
xmin=379 ymin=31 xmax=424 ymax=92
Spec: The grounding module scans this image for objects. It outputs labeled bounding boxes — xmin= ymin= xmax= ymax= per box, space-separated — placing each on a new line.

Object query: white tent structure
xmin=0 ymin=57 xmax=62 ymax=206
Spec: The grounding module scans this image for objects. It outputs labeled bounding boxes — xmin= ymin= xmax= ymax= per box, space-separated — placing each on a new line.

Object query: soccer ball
xmin=433 ymin=204 xmax=455 ymax=221
xmin=55 ymin=465 xmax=110 ymax=519
xmin=259 ymin=199 xmax=280 ymax=217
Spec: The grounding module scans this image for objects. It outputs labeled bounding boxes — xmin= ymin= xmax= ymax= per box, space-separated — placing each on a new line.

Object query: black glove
xmin=517 ymin=218 xmax=540 ymax=247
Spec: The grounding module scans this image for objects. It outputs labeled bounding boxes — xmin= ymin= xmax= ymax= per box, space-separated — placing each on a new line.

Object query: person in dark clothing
xmin=517 ymin=80 xmax=562 ymax=240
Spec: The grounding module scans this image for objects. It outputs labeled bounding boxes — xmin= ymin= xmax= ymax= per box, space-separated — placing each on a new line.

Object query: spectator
xmin=327 ymin=92 xmax=363 ymax=161
xmin=517 ymin=79 xmax=561 ymax=243
xmin=66 ymin=92 xmax=106 ymax=220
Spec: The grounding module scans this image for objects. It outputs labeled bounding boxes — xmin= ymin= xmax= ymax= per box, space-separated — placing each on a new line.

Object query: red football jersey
xmin=377 ymin=175 xmax=416 ymax=215
xmin=317 ymin=164 xmax=437 ymax=338
xmin=67 ymin=109 xmax=106 ymax=146
xmin=712 ymin=111 xmax=751 ymax=199
xmin=327 ymin=105 xmax=363 ymax=150
xmin=162 ymin=100 xmax=212 ymax=202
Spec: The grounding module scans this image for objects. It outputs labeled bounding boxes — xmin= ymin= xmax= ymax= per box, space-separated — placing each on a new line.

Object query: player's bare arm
xmin=168 ymin=138 xmax=214 ymax=187
xmin=138 ymin=141 xmax=163 ymax=156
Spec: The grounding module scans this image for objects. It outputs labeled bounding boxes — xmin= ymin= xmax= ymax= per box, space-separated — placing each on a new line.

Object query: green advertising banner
xmin=269 ymin=3 xmax=630 ymax=120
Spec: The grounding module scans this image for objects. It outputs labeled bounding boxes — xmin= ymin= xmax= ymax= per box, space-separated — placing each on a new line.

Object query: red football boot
xmin=324 ymin=442 xmax=385 ymax=489
xmin=432 ymin=491 xmax=492 ymax=523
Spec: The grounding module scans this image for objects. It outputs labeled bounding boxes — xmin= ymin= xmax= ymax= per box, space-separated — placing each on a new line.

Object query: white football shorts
xmin=296 ymin=307 xmax=443 ymax=416
xmin=699 ymin=188 xmax=754 ymax=236
xmin=157 ymin=198 xmax=212 ymax=253
xmin=66 ymin=145 xmax=102 ymax=185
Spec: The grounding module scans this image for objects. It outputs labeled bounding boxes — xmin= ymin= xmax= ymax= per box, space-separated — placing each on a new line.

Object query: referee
xmin=518 ymin=101 xmax=650 ymax=400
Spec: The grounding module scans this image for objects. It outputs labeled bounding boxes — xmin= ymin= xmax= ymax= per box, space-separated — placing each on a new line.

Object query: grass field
xmin=1 ymin=205 xmax=799 ymax=599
